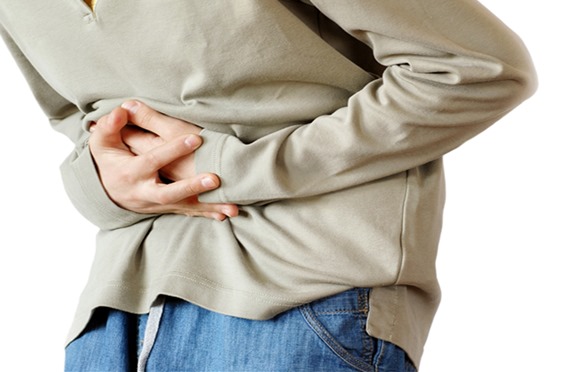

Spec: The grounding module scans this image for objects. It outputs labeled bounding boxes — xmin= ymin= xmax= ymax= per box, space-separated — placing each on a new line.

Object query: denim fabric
xmin=65 ymin=305 xmax=138 ymax=371
xmin=65 ymin=289 xmax=416 ymax=371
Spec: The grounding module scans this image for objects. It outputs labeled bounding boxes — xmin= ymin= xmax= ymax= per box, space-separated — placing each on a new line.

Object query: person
xmin=0 ymin=0 xmax=536 ymax=370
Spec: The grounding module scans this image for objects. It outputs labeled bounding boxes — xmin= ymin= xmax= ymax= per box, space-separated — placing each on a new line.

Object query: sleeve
xmin=0 ymin=25 xmax=155 ymax=230
xmin=196 ymin=0 xmax=537 ymax=205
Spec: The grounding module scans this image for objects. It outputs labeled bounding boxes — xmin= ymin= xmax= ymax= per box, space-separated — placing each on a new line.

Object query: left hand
xmin=88 ymin=106 xmax=238 ymax=219
xmin=119 ymin=101 xmax=203 ymax=182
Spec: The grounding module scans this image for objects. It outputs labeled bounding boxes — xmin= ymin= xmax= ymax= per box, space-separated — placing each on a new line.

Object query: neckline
xmin=75 ymin=0 xmax=96 ymax=22
xmin=84 ymin=0 xmax=97 ymax=11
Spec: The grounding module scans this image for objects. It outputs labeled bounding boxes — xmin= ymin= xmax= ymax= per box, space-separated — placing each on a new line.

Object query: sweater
xmin=0 ymin=0 xmax=536 ymax=366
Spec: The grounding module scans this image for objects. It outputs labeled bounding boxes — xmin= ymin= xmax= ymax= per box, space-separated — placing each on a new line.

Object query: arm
xmin=89 ymin=107 xmax=238 ymax=220
xmin=0 ymin=26 xmax=236 ymax=229
xmin=192 ymin=0 xmax=537 ymax=205
xmin=0 ymin=25 xmax=135 ymax=230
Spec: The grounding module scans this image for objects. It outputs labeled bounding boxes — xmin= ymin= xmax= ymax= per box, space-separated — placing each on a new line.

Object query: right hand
xmin=88 ymin=106 xmax=238 ymax=221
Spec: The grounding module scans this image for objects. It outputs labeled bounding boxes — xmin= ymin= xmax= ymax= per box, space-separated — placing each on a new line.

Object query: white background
xmin=1 ymin=1 xmax=583 ymax=371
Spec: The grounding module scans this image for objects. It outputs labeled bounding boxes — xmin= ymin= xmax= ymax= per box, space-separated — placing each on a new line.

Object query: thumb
xmin=90 ymin=107 xmax=131 ymax=150
xmin=102 ymin=107 xmax=129 ymax=136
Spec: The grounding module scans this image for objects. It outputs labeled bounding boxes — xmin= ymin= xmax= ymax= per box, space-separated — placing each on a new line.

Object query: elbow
xmin=509 ymin=52 xmax=538 ymax=106
xmin=497 ymin=39 xmax=539 ymax=109
xmin=477 ymin=51 xmax=538 ymax=117
xmin=521 ymin=65 xmax=538 ymax=101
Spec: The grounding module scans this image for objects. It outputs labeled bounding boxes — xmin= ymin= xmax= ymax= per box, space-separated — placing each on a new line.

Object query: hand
xmin=120 ymin=125 xmax=196 ymax=183
xmin=120 ymin=101 xmax=202 ymax=182
xmin=89 ymin=107 xmax=238 ymax=220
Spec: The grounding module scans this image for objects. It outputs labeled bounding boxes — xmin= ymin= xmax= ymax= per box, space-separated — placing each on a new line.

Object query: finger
xmin=169 ymin=198 xmax=239 ymax=220
xmin=144 ymin=173 xmax=222 ymax=206
xmin=121 ymin=100 xmax=201 ymax=138
xmin=121 ymin=125 xmax=163 ymax=155
xmin=137 ymin=134 xmax=201 ymax=173
xmin=193 ymin=205 xmax=239 ymax=219
xmin=132 ymin=200 xmax=227 ymax=221
xmin=160 ymin=199 xmax=239 ymax=220
xmin=90 ymin=108 xmax=130 ymax=150
xmin=121 ymin=100 xmax=174 ymax=137
xmin=100 ymin=107 xmax=129 ymax=136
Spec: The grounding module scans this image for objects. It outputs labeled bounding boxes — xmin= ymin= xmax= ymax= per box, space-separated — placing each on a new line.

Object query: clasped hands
xmin=88 ymin=101 xmax=239 ymax=221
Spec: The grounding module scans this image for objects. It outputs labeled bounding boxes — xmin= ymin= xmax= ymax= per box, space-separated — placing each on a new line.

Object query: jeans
xmin=65 ymin=288 xmax=416 ymax=371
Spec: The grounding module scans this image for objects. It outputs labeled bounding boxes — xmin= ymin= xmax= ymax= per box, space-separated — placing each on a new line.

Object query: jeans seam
xmin=312 ymin=309 xmax=367 ymax=315
xmin=373 ymin=340 xmax=386 ymax=372
xmin=359 ymin=289 xmax=374 ymax=364
xmin=300 ymin=304 xmax=374 ymax=372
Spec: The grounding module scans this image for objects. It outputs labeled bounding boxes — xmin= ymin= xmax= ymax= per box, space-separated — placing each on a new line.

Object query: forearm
xmin=1 ymin=26 xmax=157 ymax=229
xmin=61 ymin=146 xmax=158 ymax=230
xmin=198 ymin=0 xmax=536 ymax=205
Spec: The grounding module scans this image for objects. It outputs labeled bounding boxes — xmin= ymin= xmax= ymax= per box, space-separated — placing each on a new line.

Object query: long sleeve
xmin=197 ymin=0 xmax=537 ymax=205
xmin=0 ymin=25 xmax=154 ymax=230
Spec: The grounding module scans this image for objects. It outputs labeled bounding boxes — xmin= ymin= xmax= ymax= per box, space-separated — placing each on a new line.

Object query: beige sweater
xmin=0 ymin=0 xmax=536 ymax=366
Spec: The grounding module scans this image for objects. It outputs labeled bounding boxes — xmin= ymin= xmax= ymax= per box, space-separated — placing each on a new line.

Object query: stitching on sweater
xmin=397 ymin=168 xmax=410 ymax=284
xmin=93 ymin=270 xmax=310 ymax=307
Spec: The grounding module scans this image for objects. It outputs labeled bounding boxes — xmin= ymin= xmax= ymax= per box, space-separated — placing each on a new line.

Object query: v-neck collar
xmin=84 ymin=0 xmax=97 ymax=11
xmin=75 ymin=0 xmax=97 ymax=22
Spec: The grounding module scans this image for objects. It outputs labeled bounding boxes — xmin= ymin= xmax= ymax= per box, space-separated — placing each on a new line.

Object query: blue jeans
xmin=65 ymin=289 xmax=416 ymax=371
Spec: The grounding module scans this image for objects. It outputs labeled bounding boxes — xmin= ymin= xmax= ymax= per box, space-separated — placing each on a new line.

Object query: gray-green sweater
xmin=0 ymin=0 xmax=536 ymax=366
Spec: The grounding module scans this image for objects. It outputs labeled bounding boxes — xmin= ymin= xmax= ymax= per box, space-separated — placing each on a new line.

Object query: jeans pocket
xmin=299 ymin=288 xmax=376 ymax=372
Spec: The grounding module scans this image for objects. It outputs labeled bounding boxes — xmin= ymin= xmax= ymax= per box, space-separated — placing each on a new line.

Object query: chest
xmin=0 ymin=1 xmax=374 ymax=116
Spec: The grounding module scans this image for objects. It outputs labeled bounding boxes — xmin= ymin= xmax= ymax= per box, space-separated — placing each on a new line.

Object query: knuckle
xmin=116 ymin=166 xmax=138 ymax=184
xmin=140 ymin=151 xmax=162 ymax=169
xmin=158 ymin=195 xmax=172 ymax=206
xmin=183 ymin=181 xmax=202 ymax=196
xmin=149 ymin=136 xmax=165 ymax=149
xmin=151 ymin=135 xmax=165 ymax=148
xmin=152 ymin=189 xmax=174 ymax=205
xmin=141 ymin=109 xmax=155 ymax=128
xmin=126 ymin=190 xmax=144 ymax=206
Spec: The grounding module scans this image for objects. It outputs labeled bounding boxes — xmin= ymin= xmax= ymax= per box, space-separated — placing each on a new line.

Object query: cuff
xmin=60 ymin=147 xmax=156 ymax=230
xmin=196 ymin=129 xmax=231 ymax=203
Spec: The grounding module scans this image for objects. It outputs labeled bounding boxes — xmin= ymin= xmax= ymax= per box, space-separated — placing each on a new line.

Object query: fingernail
xmin=202 ymin=177 xmax=217 ymax=188
xmin=107 ymin=112 xmax=115 ymax=125
xmin=222 ymin=208 xmax=235 ymax=218
xmin=121 ymin=101 xmax=139 ymax=114
xmin=184 ymin=135 xmax=200 ymax=148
